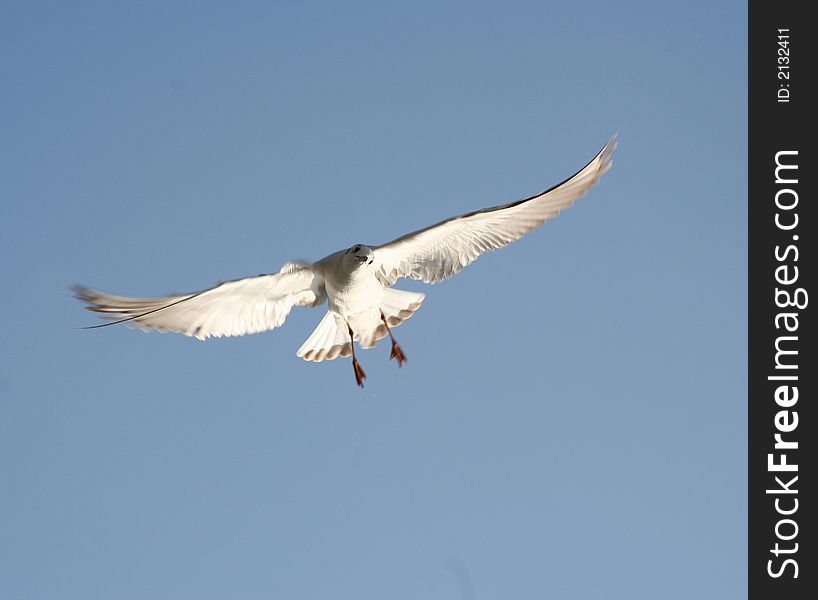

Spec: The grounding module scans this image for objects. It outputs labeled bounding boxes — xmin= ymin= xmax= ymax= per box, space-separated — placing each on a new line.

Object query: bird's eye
xmin=353 ymin=245 xmax=360 ymax=253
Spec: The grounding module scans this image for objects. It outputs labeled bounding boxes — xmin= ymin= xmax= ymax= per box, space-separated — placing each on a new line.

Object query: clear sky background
xmin=1 ymin=1 xmax=746 ymax=598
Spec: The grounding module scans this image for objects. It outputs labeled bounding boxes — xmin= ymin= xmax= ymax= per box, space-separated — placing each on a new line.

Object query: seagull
xmin=74 ymin=136 xmax=616 ymax=386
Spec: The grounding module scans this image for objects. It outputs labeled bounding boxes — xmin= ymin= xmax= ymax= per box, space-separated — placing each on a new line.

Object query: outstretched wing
xmin=374 ymin=136 xmax=616 ymax=285
xmin=74 ymin=262 xmax=325 ymax=340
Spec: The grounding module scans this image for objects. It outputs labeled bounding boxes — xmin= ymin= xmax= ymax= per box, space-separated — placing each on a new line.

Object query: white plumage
xmin=75 ymin=136 xmax=616 ymax=386
xmin=75 ymin=262 xmax=323 ymax=340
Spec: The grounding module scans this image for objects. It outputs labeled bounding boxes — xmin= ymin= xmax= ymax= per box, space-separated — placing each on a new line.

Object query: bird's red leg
xmin=347 ymin=324 xmax=366 ymax=387
xmin=380 ymin=311 xmax=407 ymax=367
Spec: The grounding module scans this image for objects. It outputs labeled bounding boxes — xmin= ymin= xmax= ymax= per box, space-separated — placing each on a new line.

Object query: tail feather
xmin=379 ymin=287 xmax=425 ymax=327
xmin=297 ymin=288 xmax=425 ymax=362
xmin=296 ymin=312 xmax=352 ymax=362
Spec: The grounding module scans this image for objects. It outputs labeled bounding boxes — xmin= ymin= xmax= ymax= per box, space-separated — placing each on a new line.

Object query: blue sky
xmin=1 ymin=1 xmax=746 ymax=598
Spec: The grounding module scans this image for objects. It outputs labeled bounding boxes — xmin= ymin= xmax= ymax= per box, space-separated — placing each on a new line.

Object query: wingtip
xmin=596 ymin=133 xmax=618 ymax=172
xmin=70 ymin=284 xmax=97 ymax=305
xmin=603 ymin=133 xmax=618 ymax=152
xmin=71 ymin=284 xmax=107 ymax=313
xmin=70 ymin=283 xmax=88 ymax=298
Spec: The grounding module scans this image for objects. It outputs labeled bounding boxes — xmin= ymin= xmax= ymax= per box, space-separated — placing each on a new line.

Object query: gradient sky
xmin=1 ymin=2 xmax=746 ymax=598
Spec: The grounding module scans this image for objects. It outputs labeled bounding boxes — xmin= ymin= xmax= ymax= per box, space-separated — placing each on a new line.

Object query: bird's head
xmin=345 ymin=243 xmax=374 ymax=267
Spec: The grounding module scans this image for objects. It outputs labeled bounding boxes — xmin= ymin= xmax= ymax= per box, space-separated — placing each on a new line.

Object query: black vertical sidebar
xmin=748 ymin=2 xmax=814 ymax=599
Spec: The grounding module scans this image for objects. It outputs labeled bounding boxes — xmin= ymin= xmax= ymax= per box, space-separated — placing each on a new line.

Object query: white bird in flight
xmin=75 ymin=137 xmax=616 ymax=386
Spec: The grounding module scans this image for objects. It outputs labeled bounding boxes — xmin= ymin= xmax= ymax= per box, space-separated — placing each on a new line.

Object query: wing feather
xmin=375 ymin=136 xmax=616 ymax=285
xmin=74 ymin=262 xmax=325 ymax=340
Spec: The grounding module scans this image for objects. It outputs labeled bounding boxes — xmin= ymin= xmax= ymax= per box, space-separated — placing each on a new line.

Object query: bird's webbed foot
xmin=353 ymin=357 xmax=367 ymax=387
xmin=389 ymin=341 xmax=407 ymax=368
